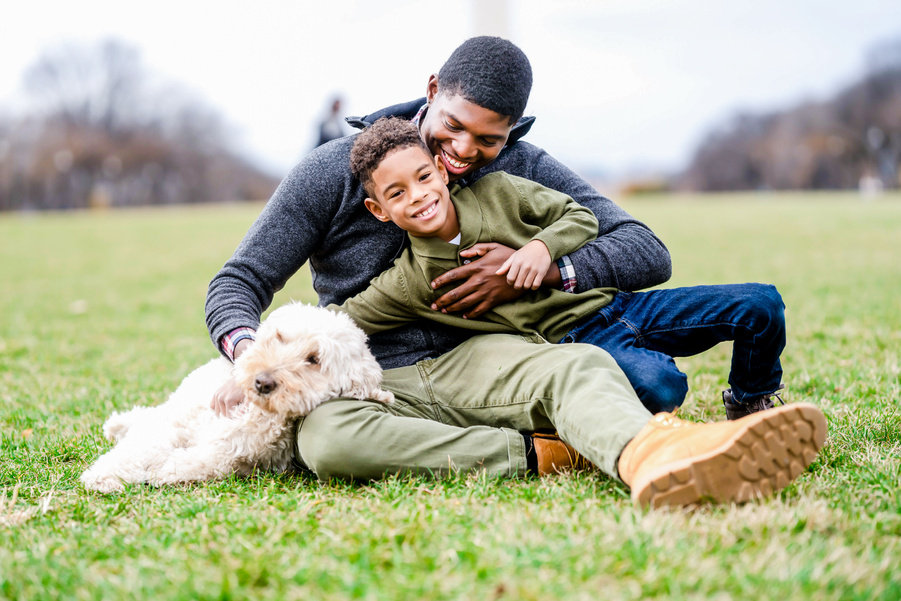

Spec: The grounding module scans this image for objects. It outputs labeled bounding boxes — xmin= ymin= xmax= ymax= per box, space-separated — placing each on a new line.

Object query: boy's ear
xmin=364 ymin=198 xmax=391 ymax=222
xmin=433 ymin=154 xmax=449 ymax=185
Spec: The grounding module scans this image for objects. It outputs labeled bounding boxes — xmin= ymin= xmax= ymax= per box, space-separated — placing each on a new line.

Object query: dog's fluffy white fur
xmin=81 ymin=303 xmax=393 ymax=492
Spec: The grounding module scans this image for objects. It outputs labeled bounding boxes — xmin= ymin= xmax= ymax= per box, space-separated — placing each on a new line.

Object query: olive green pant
xmin=295 ymin=334 xmax=652 ymax=480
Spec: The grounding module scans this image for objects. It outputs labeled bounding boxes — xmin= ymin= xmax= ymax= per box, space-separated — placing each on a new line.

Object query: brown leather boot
xmin=532 ymin=433 xmax=594 ymax=475
xmin=618 ymin=403 xmax=827 ymax=509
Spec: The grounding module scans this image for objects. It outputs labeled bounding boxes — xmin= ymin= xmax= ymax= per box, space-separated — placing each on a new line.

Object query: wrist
xmin=221 ymin=327 xmax=256 ymax=362
xmin=554 ymin=256 xmax=576 ymax=292
xmin=234 ymin=338 xmax=253 ymax=360
xmin=541 ymin=264 xmax=562 ymax=288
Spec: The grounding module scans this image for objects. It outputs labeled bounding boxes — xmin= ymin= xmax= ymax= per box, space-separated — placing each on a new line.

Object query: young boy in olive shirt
xmin=334 ymin=117 xmax=617 ymax=346
xmin=335 ymin=117 xmax=786 ymax=419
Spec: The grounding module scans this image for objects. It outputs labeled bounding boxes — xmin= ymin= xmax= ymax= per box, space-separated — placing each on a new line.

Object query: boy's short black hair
xmin=438 ymin=36 xmax=532 ymax=123
xmin=350 ymin=117 xmax=430 ymax=198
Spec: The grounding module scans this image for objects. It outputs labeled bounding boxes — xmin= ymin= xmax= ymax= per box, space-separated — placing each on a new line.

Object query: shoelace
xmin=771 ymin=389 xmax=786 ymax=406
xmin=724 ymin=384 xmax=786 ymax=407
xmin=756 ymin=387 xmax=786 ymax=409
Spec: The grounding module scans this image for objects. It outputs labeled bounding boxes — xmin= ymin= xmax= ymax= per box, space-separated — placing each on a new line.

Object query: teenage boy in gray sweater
xmin=205 ymin=37 xmax=825 ymax=507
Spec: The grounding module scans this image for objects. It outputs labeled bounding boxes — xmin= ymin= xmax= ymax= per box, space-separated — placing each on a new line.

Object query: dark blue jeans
xmin=560 ymin=283 xmax=785 ymax=414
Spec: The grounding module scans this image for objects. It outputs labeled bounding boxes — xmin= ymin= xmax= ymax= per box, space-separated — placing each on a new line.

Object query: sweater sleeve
xmin=481 ymin=142 xmax=672 ymax=292
xmin=205 ymin=143 xmax=349 ymax=355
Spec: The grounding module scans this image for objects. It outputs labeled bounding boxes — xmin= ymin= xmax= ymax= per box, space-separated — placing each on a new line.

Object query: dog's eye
xmin=307 ymin=354 xmax=319 ymax=365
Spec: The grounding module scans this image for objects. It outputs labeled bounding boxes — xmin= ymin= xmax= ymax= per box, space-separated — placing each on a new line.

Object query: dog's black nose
xmin=254 ymin=374 xmax=277 ymax=395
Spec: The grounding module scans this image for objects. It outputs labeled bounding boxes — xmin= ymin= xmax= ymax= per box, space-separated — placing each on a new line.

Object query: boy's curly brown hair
xmin=350 ymin=117 xmax=430 ymax=198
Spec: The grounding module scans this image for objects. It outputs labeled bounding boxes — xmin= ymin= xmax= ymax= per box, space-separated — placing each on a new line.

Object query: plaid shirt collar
xmin=410 ymin=102 xmax=429 ymax=127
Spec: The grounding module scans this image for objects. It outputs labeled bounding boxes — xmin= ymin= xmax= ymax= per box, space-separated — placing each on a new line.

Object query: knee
xmin=634 ymin=369 xmax=688 ymax=414
xmin=746 ymin=284 xmax=785 ymax=332
xmin=295 ymin=401 xmax=368 ymax=480
xmin=758 ymin=284 xmax=784 ymax=314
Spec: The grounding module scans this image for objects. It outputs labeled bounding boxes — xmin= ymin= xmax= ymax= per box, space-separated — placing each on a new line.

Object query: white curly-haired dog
xmin=81 ymin=303 xmax=393 ymax=492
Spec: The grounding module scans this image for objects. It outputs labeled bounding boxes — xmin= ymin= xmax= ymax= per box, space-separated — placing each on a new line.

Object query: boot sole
xmin=633 ymin=404 xmax=827 ymax=509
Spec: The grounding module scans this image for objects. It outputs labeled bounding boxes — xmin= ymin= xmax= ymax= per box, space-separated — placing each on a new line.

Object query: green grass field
xmin=1 ymin=192 xmax=899 ymax=600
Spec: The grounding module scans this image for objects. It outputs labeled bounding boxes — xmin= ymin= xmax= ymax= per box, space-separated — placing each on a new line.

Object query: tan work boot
xmin=618 ymin=403 xmax=827 ymax=509
xmin=532 ymin=433 xmax=594 ymax=475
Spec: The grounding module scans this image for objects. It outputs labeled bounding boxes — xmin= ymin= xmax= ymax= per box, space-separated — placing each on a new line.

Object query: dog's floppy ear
xmin=315 ymin=326 xmax=393 ymax=404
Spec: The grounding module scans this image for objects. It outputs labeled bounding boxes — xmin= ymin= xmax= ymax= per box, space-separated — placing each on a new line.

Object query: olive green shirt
xmin=333 ymin=172 xmax=618 ymax=342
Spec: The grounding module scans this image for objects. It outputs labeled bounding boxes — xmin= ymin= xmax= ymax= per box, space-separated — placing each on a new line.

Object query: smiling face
xmin=418 ymin=75 xmax=514 ymax=181
xmin=363 ymin=145 xmax=460 ymax=241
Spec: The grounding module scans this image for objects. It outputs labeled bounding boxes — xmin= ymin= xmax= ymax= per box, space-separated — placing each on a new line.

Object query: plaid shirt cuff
xmin=557 ymin=256 xmax=577 ymax=293
xmin=221 ymin=327 xmax=256 ymax=362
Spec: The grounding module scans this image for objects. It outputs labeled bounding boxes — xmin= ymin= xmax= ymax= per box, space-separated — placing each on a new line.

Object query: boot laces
xmin=770 ymin=388 xmax=786 ymax=406
xmin=754 ymin=385 xmax=786 ymax=409
xmin=724 ymin=384 xmax=786 ymax=408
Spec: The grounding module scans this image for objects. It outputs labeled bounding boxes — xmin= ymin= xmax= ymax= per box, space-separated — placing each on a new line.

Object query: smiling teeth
xmin=444 ymin=154 xmax=469 ymax=169
xmin=416 ymin=203 xmax=438 ymax=218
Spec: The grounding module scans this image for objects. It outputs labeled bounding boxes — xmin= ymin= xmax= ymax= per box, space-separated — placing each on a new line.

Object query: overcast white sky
xmin=2 ymin=0 xmax=900 ymax=178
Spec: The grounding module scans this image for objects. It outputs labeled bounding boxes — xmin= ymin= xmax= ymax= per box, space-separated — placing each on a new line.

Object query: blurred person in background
xmin=315 ymin=95 xmax=347 ymax=148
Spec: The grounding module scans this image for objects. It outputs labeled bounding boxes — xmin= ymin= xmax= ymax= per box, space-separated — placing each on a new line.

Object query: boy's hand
xmin=430 ymin=243 xmax=525 ymax=318
xmin=495 ymin=240 xmax=552 ymax=290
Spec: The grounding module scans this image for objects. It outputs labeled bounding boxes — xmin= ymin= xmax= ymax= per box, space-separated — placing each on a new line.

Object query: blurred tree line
xmin=0 ymin=39 xmax=279 ymax=211
xmin=680 ymin=38 xmax=901 ymax=192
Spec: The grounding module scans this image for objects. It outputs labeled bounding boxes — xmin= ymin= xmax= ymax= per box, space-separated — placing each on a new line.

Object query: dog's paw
xmin=80 ymin=469 xmax=126 ymax=493
xmin=373 ymin=389 xmax=394 ymax=404
xmin=102 ymin=412 xmax=132 ymax=442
